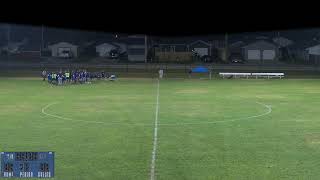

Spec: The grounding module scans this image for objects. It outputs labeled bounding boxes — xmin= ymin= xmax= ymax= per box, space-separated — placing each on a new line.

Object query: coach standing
xmin=159 ymin=68 xmax=164 ymax=79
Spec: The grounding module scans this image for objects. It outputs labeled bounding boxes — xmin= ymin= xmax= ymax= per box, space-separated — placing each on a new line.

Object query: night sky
xmin=0 ymin=23 xmax=319 ymax=50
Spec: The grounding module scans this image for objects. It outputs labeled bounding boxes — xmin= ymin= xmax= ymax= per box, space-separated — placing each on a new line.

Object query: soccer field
xmin=1 ymin=78 xmax=320 ymax=180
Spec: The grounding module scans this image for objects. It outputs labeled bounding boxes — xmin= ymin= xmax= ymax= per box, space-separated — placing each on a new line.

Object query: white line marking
xmin=150 ymin=79 xmax=160 ymax=180
xmin=41 ymin=101 xmax=271 ymax=126
xmin=158 ymin=102 xmax=272 ymax=126
xmin=41 ymin=102 xmax=131 ymax=125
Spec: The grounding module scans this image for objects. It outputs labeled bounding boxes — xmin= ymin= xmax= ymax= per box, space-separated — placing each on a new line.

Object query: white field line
xmin=158 ymin=102 xmax=272 ymax=126
xmin=150 ymin=79 xmax=160 ymax=180
xmin=41 ymin=102 xmax=146 ymax=125
xmin=41 ymin=101 xmax=271 ymax=126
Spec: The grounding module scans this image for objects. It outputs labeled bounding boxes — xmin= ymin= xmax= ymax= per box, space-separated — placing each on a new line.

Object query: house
xmin=188 ymin=40 xmax=212 ymax=57
xmin=305 ymin=44 xmax=320 ymax=64
xmin=153 ymin=39 xmax=191 ymax=62
xmin=1 ymin=38 xmax=28 ymax=54
xmin=48 ymin=42 xmax=78 ymax=58
xmin=242 ymin=40 xmax=279 ymax=63
xmin=127 ymin=35 xmax=146 ymax=62
xmin=95 ymin=43 xmax=118 ymax=57
xmin=112 ymin=42 xmax=127 ymax=54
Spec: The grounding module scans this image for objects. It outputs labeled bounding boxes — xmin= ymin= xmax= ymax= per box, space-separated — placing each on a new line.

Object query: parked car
xmin=229 ymin=54 xmax=244 ymax=64
xmin=231 ymin=58 xmax=244 ymax=64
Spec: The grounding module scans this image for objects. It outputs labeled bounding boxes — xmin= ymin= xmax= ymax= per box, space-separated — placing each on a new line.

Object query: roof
xmin=48 ymin=42 xmax=78 ymax=48
xmin=306 ymin=43 xmax=320 ymax=50
xmin=229 ymin=41 xmax=245 ymax=48
xmin=189 ymin=40 xmax=211 ymax=46
xmin=242 ymin=40 xmax=277 ymax=49
xmin=96 ymin=43 xmax=117 ymax=48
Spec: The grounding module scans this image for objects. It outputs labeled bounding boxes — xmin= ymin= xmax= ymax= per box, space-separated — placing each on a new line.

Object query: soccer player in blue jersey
xmin=47 ymin=72 xmax=52 ymax=84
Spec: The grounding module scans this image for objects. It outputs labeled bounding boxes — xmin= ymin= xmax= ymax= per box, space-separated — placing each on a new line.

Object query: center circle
xmin=43 ymin=98 xmax=269 ymax=126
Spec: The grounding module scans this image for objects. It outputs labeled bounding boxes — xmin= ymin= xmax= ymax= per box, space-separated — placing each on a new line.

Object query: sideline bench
xmin=251 ymin=73 xmax=284 ymax=79
xmin=219 ymin=72 xmax=251 ymax=79
xmin=219 ymin=72 xmax=284 ymax=79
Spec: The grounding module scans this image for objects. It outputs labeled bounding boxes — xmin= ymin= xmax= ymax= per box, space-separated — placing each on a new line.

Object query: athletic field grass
xmin=1 ymin=78 xmax=320 ymax=180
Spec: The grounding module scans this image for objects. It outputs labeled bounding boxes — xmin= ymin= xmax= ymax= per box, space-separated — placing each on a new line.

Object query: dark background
xmin=0 ymin=1 xmax=319 ymax=36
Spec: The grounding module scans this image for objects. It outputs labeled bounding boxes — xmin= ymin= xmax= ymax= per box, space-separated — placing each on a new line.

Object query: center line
xmin=150 ymin=79 xmax=160 ymax=180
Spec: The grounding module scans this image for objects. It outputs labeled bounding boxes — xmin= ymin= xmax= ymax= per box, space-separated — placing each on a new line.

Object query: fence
xmin=0 ymin=61 xmax=320 ymax=78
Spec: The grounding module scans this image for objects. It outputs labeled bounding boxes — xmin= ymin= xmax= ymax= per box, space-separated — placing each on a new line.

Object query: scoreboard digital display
xmin=0 ymin=152 xmax=54 ymax=178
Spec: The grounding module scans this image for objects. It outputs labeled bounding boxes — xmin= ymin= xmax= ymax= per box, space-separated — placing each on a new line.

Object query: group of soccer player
xmin=42 ymin=69 xmax=116 ymax=85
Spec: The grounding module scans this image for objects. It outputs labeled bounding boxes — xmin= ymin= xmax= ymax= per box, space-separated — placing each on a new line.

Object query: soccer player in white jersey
xmin=159 ymin=69 xmax=164 ymax=79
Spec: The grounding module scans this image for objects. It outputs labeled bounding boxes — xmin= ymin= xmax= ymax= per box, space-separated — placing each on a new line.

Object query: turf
xmin=0 ymin=78 xmax=320 ymax=179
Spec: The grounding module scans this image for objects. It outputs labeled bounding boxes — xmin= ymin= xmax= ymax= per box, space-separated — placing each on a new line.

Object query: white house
xmin=306 ymin=44 xmax=320 ymax=63
xmin=48 ymin=42 xmax=78 ymax=58
xmin=95 ymin=43 xmax=118 ymax=57
xmin=242 ymin=40 xmax=278 ymax=62
xmin=306 ymin=44 xmax=320 ymax=55
xmin=188 ymin=40 xmax=212 ymax=57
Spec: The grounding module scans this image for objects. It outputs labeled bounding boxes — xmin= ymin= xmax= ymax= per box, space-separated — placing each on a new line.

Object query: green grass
xmin=1 ymin=78 xmax=320 ymax=179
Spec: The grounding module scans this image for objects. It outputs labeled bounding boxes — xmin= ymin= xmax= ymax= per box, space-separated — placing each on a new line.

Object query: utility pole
xmin=40 ymin=25 xmax=44 ymax=57
xmin=224 ymin=32 xmax=228 ymax=62
xmin=145 ymin=35 xmax=147 ymax=63
xmin=7 ymin=24 xmax=10 ymax=47
xmin=7 ymin=24 xmax=10 ymax=60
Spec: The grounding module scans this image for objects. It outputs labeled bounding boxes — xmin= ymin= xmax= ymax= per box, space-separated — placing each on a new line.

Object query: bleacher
xmin=251 ymin=73 xmax=284 ymax=79
xmin=219 ymin=72 xmax=284 ymax=79
xmin=219 ymin=73 xmax=251 ymax=79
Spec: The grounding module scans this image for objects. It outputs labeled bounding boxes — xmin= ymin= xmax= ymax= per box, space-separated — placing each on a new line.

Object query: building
xmin=242 ymin=40 xmax=278 ymax=63
xmin=154 ymin=40 xmax=191 ymax=62
xmin=48 ymin=42 xmax=78 ymax=58
xmin=95 ymin=43 xmax=118 ymax=57
xmin=0 ymin=38 xmax=28 ymax=54
xmin=306 ymin=44 xmax=320 ymax=64
xmin=127 ymin=35 xmax=146 ymax=62
xmin=188 ymin=40 xmax=212 ymax=57
xmin=112 ymin=42 xmax=127 ymax=54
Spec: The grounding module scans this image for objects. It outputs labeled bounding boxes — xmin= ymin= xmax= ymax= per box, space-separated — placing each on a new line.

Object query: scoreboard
xmin=0 ymin=152 xmax=54 ymax=178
